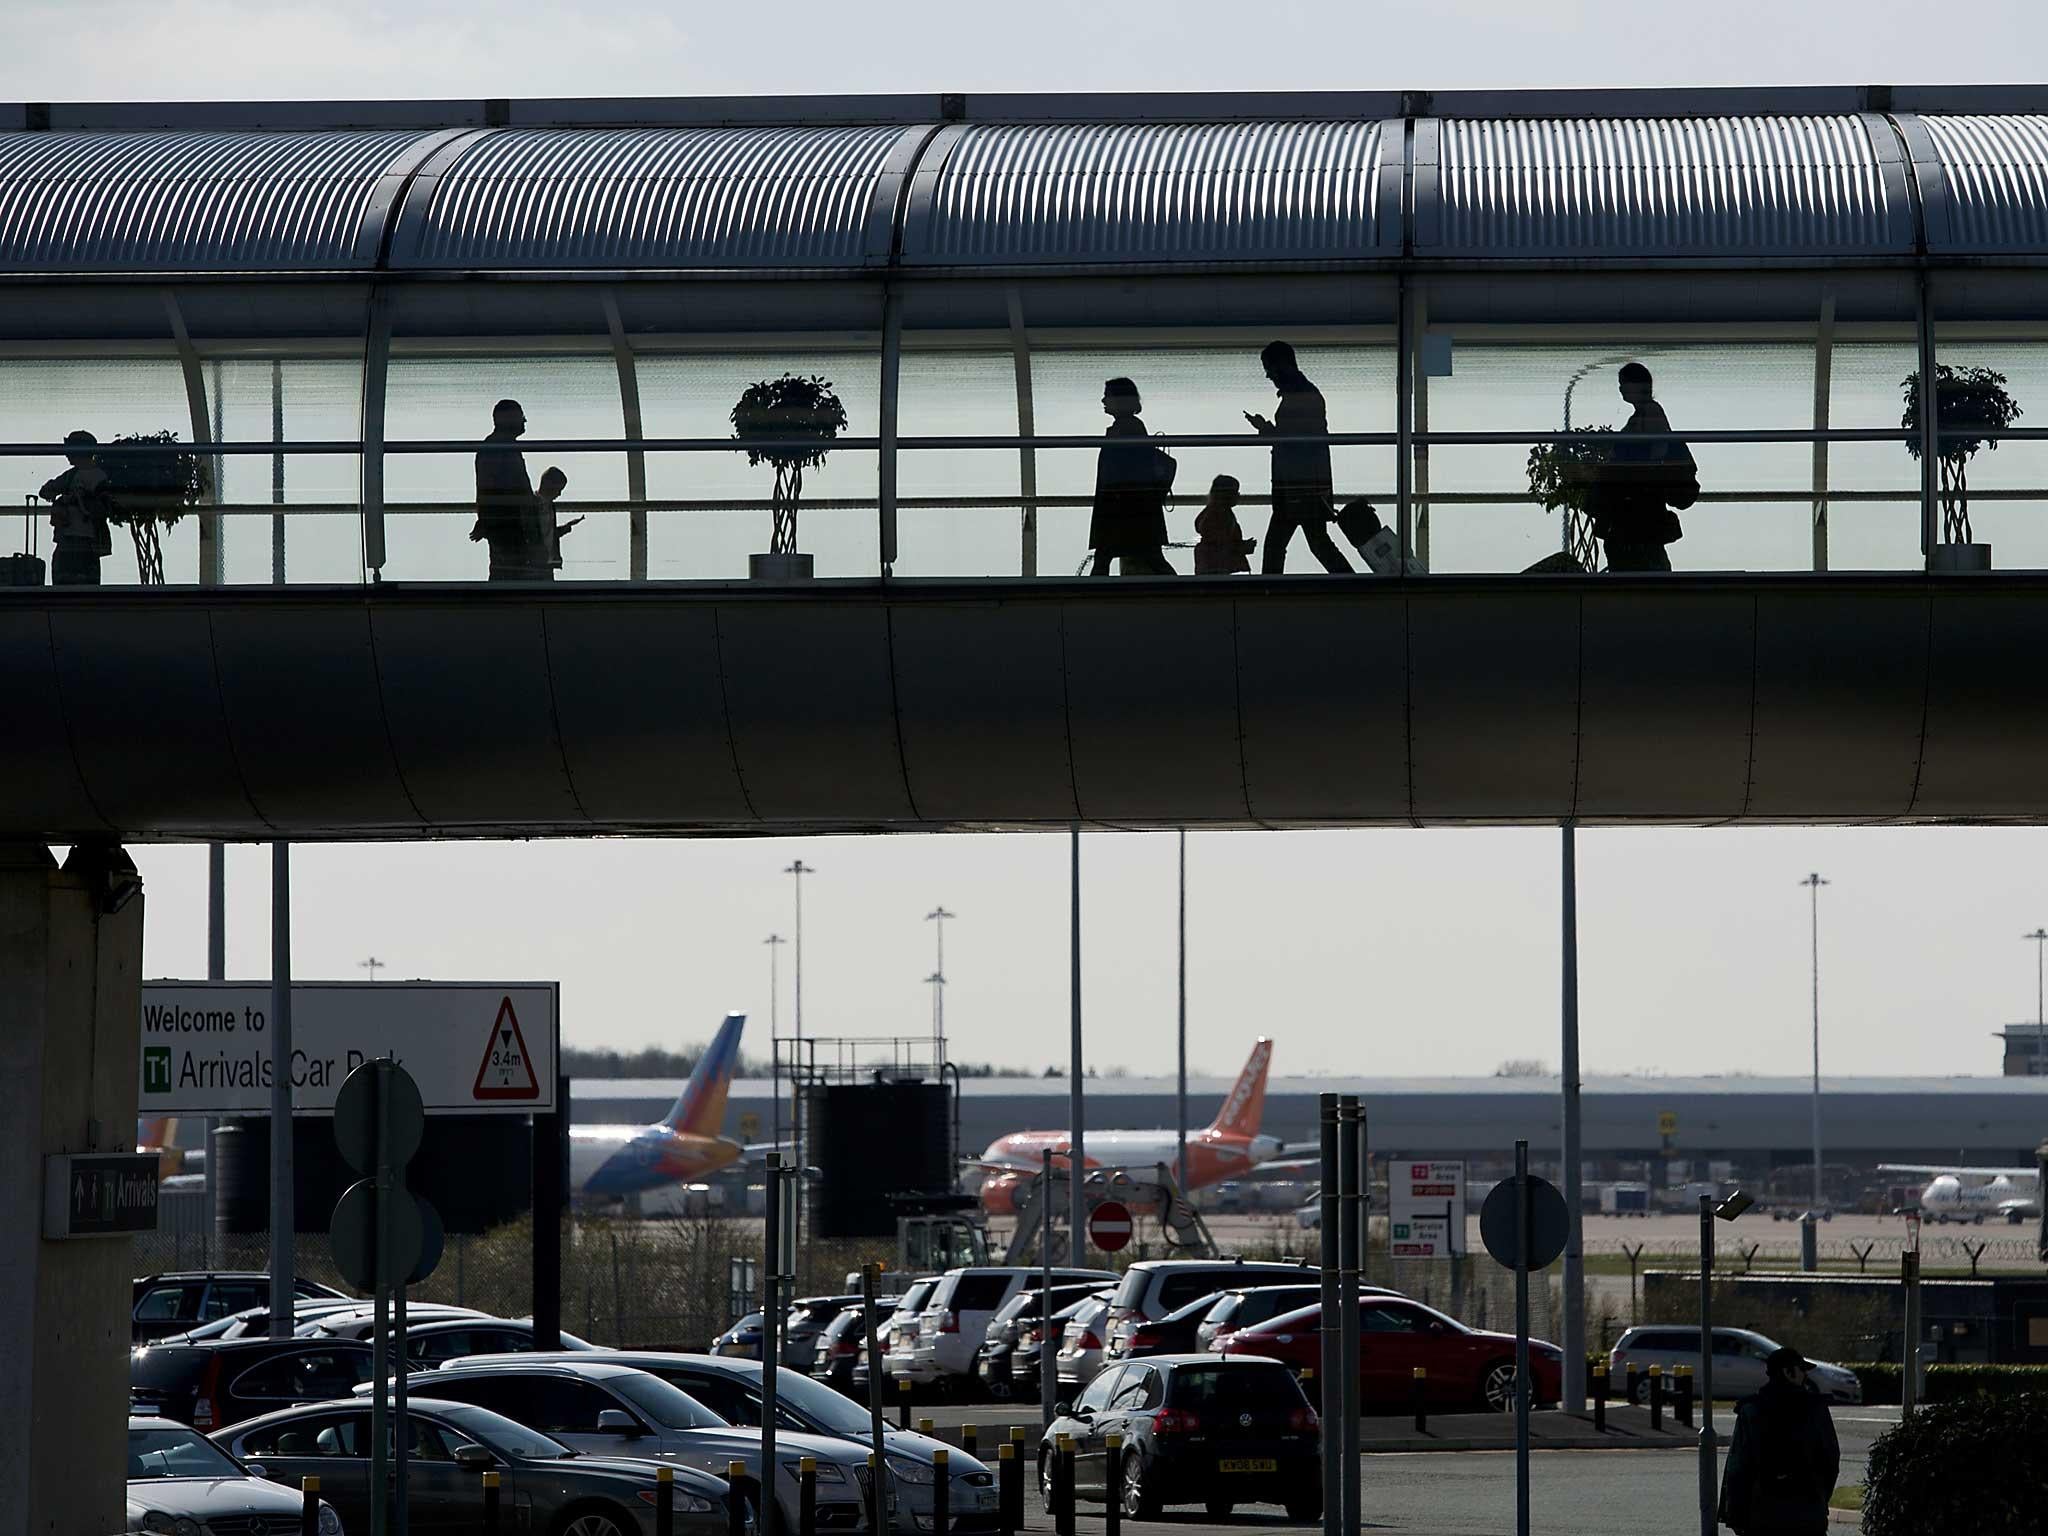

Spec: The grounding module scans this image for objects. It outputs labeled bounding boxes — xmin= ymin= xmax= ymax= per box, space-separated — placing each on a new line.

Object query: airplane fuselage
xmin=1921 ymin=1172 xmax=2041 ymax=1223
xmin=570 ymin=1123 xmax=743 ymax=1200
xmin=977 ymin=1127 xmax=1283 ymax=1214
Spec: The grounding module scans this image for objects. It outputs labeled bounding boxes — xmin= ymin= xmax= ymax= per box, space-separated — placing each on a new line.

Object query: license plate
xmin=970 ymin=1489 xmax=998 ymax=1510
xmin=1218 ymin=1459 xmax=1277 ymax=1474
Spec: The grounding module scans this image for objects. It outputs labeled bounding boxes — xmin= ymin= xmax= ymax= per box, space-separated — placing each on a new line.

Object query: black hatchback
xmin=1040 ymin=1354 xmax=1320 ymax=1523
xmin=130 ymin=1336 xmax=375 ymax=1432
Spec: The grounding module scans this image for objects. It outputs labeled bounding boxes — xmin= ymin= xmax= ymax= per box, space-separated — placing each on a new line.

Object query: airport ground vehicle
xmin=976 ymin=1283 xmax=1107 ymax=1401
xmin=1609 ymin=1327 xmax=1862 ymax=1404
xmin=1041 ymin=1356 xmax=1321 ymax=1522
xmin=220 ymin=1397 xmax=733 ymax=1536
xmin=907 ymin=1267 xmax=1116 ymax=1392
xmin=128 ymin=1415 xmax=342 ymax=1535
xmin=782 ymin=1295 xmax=861 ymax=1372
xmin=130 ymin=1336 xmax=374 ymax=1432
xmin=1053 ymin=1295 xmax=1117 ymax=1392
xmin=1214 ymin=1296 xmax=1564 ymax=1413
xmin=1104 ymin=1259 xmax=1316 ymax=1358
xmin=389 ymin=1359 xmax=888 ymax=1530
xmin=488 ymin=1352 xmax=1000 ymax=1534
xmin=132 ymin=1272 xmax=348 ymax=1344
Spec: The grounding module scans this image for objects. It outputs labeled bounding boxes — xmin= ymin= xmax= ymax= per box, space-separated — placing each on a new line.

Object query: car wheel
xmin=1039 ymin=1453 xmax=1056 ymax=1515
xmin=554 ymin=1504 xmax=634 ymax=1536
xmin=1119 ymin=1451 xmax=1160 ymax=1520
xmin=1480 ymin=1360 xmax=1518 ymax=1412
xmin=1204 ymin=1497 xmax=1235 ymax=1518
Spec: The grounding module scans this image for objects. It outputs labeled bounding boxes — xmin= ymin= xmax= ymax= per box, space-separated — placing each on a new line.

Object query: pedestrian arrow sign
xmin=473 ymin=995 xmax=540 ymax=1101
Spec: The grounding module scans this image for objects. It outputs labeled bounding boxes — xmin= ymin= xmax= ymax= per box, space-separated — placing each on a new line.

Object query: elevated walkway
xmin=6 ymin=571 xmax=2047 ymax=841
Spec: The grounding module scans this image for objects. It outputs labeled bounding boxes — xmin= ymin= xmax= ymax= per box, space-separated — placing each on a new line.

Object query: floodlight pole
xmin=1698 ymin=1195 xmax=1717 ymax=1536
xmin=1560 ymin=823 xmax=1585 ymax=1411
xmin=1801 ymin=874 xmax=1828 ymax=1211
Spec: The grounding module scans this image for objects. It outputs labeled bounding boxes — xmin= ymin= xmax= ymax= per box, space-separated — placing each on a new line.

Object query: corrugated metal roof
xmin=1918 ymin=115 xmax=2048 ymax=252
xmin=1420 ymin=115 xmax=1913 ymax=257
xmin=901 ymin=120 xmax=1395 ymax=266
xmin=386 ymin=125 xmax=923 ymax=270
xmin=0 ymin=128 xmax=434 ymax=271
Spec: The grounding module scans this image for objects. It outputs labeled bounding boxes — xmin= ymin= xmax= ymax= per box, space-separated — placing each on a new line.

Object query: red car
xmin=1212 ymin=1295 xmax=1564 ymax=1413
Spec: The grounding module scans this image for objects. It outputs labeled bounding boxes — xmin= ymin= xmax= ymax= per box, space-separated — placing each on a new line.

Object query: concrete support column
xmin=0 ymin=842 xmax=144 ymax=1535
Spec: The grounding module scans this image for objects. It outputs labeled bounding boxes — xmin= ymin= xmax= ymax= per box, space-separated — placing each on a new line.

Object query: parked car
xmin=484 ymin=1351 xmax=1001 ymax=1534
xmin=1609 ymin=1326 xmax=1862 ymax=1405
xmin=712 ymin=1312 xmax=765 ymax=1360
xmin=220 ymin=1397 xmax=734 ymax=1536
xmin=878 ymin=1282 xmax=940 ymax=1392
xmin=1198 ymin=1284 xmax=1400 ymax=1353
xmin=907 ymin=1267 xmax=1116 ymax=1393
xmin=1053 ymin=1295 xmax=1117 ymax=1392
xmin=1104 ymin=1260 xmax=1316 ymax=1359
xmin=158 ymin=1299 xmax=362 ymax=1345
xmin=397 ymin=1316 xmax=603 ymax=1366
xmin=814 ymin=1296 xmax=897 ymax=1396
xmin=1012 ymin=1293 xmax=1107 ymax=1403
xmin=1120 ymin=1292 xmax=1226 ymax=1358
xmin=976 ymin=1284 xmax=1105 ymax=1401
xmin=130 ymin=1336 xmax=374 ymax=1432
xmin=294 ymin=1302 xmax=492 ymax=1341
xmin=128 ymin=1415 xmax=343 ymax=1535
xmin=782 ymin=1295 xmax=861 ymax=1372
xmin=1214 ymin=1296 xmax=1563 ymax=1413
xmin=1041 ymin=1355 xmax=1321 ymax=1521
xmin=386 ymin=1358 xmax=888 ymax=1531
xmin=132 ymin=1272 xmax=349 ymax=1344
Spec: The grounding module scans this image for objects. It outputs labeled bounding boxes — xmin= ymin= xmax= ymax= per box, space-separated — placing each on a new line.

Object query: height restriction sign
xmin=474 ymin=996 xmax=540 ymax=1100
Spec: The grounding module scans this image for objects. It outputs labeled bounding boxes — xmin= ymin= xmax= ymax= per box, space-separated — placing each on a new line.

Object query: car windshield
xmin=128 ymin=1427 xmax=244 ymax=1480
xmin=1159 ymin=1292 xmax=1225 ymax=1325
xmin=729 ymin=1314 xmax=762 ymax=1334
xmin=766 ymin=1368 xmax=876 ymax=1436
xmin=1168 ymin=1365 xmax=1305 ymax=1412
xmin=417 ymin=1400 xmax=575 ymax=1461
xmin=892 ymin=1284 xmax=934 ymax=1318
xmin=608 ymin=1372 xmax=728 ymax=1430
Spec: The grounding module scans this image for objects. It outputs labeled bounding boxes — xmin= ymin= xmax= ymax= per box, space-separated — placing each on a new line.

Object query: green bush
xmin=1863 ymin=1394 xmax=2048 ymax=1535
xmin=1846 ymin=1363 xmax=2048 ymax=1407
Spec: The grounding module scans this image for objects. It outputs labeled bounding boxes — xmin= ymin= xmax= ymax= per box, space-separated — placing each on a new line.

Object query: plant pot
xmin=749 ymin=551 xmax=815 ymax=583
xmin=1930 ymin=542 xmax=1992 ymax=572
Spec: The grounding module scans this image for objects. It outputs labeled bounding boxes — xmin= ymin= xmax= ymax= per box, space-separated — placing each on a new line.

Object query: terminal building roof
xmin=3 ymin=86 xmax=2047 ymax=275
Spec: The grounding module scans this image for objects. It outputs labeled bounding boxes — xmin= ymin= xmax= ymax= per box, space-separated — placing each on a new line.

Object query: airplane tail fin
xmin=137 ymin=1116 xmax=174 ymax=1150
xmin=1207 ymin=1038 xmax=1273 ymax=1138
xmin=663 ymin=1013 xmax=747 ymax=1136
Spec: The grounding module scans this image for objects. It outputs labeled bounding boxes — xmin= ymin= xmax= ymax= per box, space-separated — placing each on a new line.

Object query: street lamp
xmin=358 ymin=956 xmax=385 ymax=982
xmin=1799 ymin=874 xmax=1828 ymax=1213
xmin=2026 ymin=930 xmax=2048 ymax=1072
xmin=765 ymin=933 xmax=786 ymax=1155
xmin=785 ymin=859 xmax=816 ymax=1265
xmin=1699 ymin=1189 xmax=1755 ymax=1536
xmin=926 ymin=906 xmax=955 ymax=1057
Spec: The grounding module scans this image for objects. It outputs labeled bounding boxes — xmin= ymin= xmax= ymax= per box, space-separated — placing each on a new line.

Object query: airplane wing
xmin=1877 ymin=1163 xmax=2038 ymax=1179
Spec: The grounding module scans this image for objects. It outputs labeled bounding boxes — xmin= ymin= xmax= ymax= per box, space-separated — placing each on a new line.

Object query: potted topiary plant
xmin=1526 ymin=427 xmax=1614 ymax=573
xmin=102 ymin=430 xmax=207 ymax=584
xmin=731 ymin=373 xmax=847 ymax=582
xmin=1902 ymin=365 xmax=2022 ymax=571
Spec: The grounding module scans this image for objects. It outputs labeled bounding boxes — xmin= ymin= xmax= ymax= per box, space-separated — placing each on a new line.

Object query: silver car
xmin=479 ymin=1351 xmax=1001 ymax=1535
xmin=386 ymin=1358 xmax=889 ymax=1530
xmin=128 ymin=1416 xmax=343 ymax=1535
xmin=1610 ymin=1326 xmax=1862 ymax=1404
xmin=1052 ymin=1294 xmax=1117 ymax=1393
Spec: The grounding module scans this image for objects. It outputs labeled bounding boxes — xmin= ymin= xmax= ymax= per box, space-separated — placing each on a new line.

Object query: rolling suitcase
xmin=3 ymin=496 xmax=45 ymax=586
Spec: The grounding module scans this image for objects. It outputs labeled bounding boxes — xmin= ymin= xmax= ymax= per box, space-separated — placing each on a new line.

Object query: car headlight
xmin=783 ymin=1460 xmax=847 ymax=1483
xmin=139 ymin=1518 xmax=201 ymax=1536
xmin=319 ymin=1503 xmax=345 ymax=1536
xmin=885 ymin=1454 xmax=935 ymax=1486
xmin=643 ymin=1490 xmax=719 ymax=1513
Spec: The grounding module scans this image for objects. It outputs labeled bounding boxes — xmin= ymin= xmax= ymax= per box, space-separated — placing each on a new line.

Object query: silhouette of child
xmin=1193 ymin=474 xmax=1255 ymax=574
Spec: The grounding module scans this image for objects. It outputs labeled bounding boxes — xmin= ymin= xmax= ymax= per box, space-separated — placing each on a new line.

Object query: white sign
xmin=1390 ymin=1158 xmax=1467 ymax=1258
xmin=139 ymin=981 xmax=558 ymax=1116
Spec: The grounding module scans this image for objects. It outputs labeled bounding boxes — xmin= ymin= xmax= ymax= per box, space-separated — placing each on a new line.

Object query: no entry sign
xmin=1088 ymin=1200 xmax=1134 ymax=1253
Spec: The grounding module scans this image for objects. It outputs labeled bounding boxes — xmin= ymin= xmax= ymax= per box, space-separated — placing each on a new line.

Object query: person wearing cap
xmin=1718 ymin=1345 xmax=1840 ymax=1535
xmin=38 ymin=429 xmax=113 ymax=586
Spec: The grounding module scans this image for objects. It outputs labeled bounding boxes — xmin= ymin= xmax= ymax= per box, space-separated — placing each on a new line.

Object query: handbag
xmin=1148 ymin=443 xmax=1178 ymax=496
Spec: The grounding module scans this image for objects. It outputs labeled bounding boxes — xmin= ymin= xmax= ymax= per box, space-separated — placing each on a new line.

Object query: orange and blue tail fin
xmin=662 ymin=1013 xmax=746 ymax=1135
xmin=1207 ymin=1038 xmax=1273 ymax=1137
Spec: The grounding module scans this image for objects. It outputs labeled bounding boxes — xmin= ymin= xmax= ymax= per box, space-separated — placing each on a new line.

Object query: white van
xmin=906 ymin=1267 xmax=1116 ymax=1390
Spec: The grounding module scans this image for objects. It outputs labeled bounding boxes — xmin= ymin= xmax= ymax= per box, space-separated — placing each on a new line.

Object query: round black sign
xmin=1479 ymin=1174 xmax=1571 ymax=1270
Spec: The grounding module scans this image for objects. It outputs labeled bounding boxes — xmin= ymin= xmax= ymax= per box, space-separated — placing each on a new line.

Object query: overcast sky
xmin=17 ymin=4 xmax=2048 ymax=1082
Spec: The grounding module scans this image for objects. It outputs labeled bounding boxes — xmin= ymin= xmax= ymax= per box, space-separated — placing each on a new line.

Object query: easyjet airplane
xmin=974 ymin=1038 xmax=1297 ymax=1214
xmin=570 ymin=1012 xmax=760 ymax=1201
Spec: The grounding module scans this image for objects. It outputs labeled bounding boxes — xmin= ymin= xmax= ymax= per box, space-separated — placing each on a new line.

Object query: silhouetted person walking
xmin=1591 ymin=362 xmax=1696 ymax=572
xmin=38 ymin=429 xmax=112 ymax=586
xmin=473 ymin=400 xmax=578 ymax=581
xmin=1718 ymin=1346 xmax=1839 ymax=1536
xmin=1088 ymin=378 xmax=1174 ymax=576
xmin=1193 ymin=474 xmax=1254 ymax=574
xmin=1247 ymin=342 xmax=1353 ymax=574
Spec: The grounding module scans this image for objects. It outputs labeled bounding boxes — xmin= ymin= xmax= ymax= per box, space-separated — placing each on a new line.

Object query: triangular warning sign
xmin=474 ymin=996 xmax=540 ymax=1101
